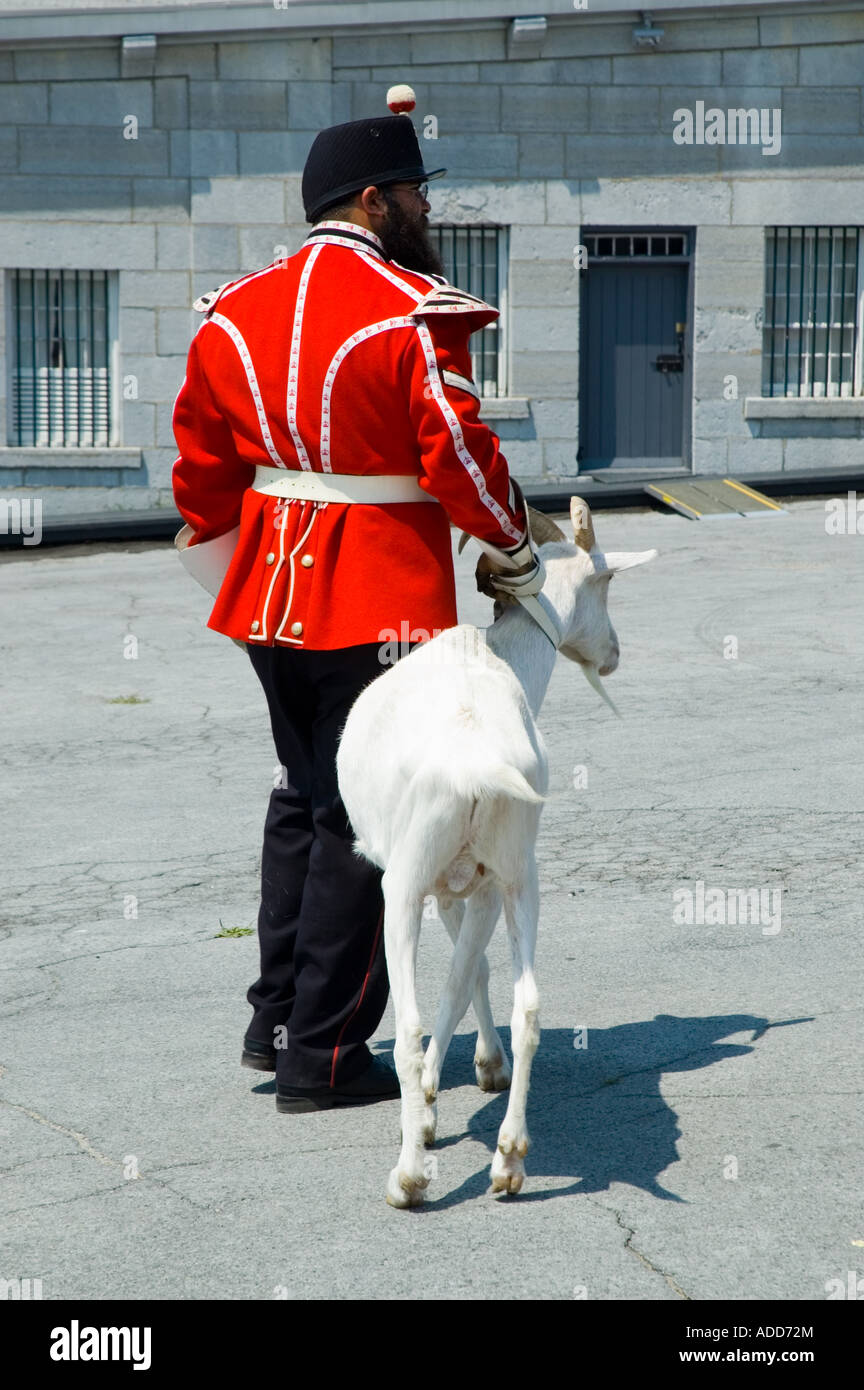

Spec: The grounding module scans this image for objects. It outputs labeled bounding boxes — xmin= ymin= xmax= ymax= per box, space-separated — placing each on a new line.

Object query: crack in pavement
xmin=591 ymin=1199 xmax=691 ymax=1300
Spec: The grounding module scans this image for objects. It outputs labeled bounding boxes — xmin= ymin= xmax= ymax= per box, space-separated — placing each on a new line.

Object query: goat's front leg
xmin=491 ymin=858 xmax=540 ymax=1196
xmin=383 ymin=876 xmax=428 ymax=1209
xmin=422 ymin=881 xmax=503 ymax=1122
xmin=436 ymin=899 xmax=511 ymax=1098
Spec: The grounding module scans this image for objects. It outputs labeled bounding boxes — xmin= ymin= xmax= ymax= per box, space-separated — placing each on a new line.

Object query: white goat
xmin=336 ymin=497 xmax=656 ymax=1207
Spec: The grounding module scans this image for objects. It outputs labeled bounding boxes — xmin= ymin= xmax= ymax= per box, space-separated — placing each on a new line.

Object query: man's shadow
xmin=377 ymin=1012 xmax=811 ymax=1210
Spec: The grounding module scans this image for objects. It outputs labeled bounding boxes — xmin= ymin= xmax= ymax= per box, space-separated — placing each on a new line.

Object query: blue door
xmin=579 ymin=254 xmax=689 ymax=470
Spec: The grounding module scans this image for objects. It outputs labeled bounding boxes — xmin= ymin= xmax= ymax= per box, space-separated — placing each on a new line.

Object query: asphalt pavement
xmin=1 ymin=496 xmax=862 ymax=1300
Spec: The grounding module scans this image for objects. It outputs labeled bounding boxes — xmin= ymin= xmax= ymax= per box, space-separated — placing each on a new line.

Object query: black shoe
xmin=276 ymin=1055 xmax=401 ymax=1112
xmin=241 ymin=1036 xmax=277 ymax=1072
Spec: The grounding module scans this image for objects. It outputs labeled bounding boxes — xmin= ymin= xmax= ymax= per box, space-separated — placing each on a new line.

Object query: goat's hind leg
xmin=436 ymin=898 xmax=511 ymax=1098
xmin=491 ymin=859 xmax=540 ymax=1197
xmin=383 ymin=875 xmax=429 ymax=1209
xmin=422 ymin=880 xmax=503 ymax=1128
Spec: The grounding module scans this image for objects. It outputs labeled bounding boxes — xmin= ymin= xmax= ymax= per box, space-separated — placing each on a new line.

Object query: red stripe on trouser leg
xmin=329 ymin=902 xmax=385 ymax=1088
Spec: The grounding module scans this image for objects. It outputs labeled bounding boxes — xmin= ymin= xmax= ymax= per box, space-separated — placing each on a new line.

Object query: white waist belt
xmin=252 ymin=465 xmax=436 ymax=505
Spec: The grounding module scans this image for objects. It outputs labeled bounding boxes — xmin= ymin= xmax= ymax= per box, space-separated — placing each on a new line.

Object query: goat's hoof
xmin=475 ymin=1051 xmax=512 ymax=1092
xmin=490 ymin=1135 xmax=528 ymax=1195
xmin=386 ymin=1167 xmax=428 ymax=1209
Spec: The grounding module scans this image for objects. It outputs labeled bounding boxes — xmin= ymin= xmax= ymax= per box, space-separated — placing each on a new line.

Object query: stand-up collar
xmin=304 ymin=220 xmax=388 ymax=261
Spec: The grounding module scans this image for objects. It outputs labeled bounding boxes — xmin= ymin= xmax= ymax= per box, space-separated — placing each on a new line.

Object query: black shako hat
xmin=302 ymin=115 xmax=446 ymax=223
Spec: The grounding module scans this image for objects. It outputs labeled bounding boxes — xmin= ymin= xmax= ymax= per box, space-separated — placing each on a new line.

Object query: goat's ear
xmin=601 ymin=549 xmax=658 ymax=573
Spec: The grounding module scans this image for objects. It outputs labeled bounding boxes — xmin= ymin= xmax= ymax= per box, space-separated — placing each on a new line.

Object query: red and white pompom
xmin=387 ymin=84 xmax=416 ymax=115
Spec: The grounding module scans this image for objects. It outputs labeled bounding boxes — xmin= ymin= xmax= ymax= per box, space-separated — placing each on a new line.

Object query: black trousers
xmin=245 ymin=640 xmax=400 ymax=1089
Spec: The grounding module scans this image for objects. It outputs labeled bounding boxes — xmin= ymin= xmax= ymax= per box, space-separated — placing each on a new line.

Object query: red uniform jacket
xmin=172 ymin=219 xmax=527 ymax=649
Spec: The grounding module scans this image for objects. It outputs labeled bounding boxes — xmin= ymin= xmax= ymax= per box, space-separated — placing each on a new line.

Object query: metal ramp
xmin=644 ymin=476 xmax=786 ymax=520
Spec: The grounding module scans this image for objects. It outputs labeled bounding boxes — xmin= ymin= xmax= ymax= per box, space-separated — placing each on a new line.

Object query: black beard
xmin=377 ymin=192 xmax=445 ymax=276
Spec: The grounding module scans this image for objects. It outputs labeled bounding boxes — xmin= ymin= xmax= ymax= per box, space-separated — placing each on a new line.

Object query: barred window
xmin=7 ymin=269 xmax=114 ymax=446
xmin=763 ymin=228 xmax=862 ymax=397
xmin=426 ymin=225 xmax=506 ymax=397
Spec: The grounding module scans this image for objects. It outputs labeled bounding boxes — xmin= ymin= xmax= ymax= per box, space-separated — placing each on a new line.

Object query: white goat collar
xmin=516 ymin=594 xmax=560 ymax=648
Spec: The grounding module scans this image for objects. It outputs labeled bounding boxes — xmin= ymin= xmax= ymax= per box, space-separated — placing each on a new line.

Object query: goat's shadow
xmin=375 ymin=1012 xmax=811 ymax=1212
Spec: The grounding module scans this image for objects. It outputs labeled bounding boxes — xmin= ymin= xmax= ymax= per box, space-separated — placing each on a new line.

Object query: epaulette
xmin=192 ymin=266 xmax=263 ymax=316
xmin=409 ymin=285 xmax=499 ymax=322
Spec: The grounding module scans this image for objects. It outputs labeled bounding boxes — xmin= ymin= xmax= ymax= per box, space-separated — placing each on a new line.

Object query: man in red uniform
xmin=172 ymin=116 xmax=542 ymax=1111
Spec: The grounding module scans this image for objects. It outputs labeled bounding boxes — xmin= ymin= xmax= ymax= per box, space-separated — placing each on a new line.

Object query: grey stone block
xmin=331 ymin=83 xmax=352 ymax=126
xmin=332 ymin=67 xmax=370 ymax=82
xmin=581 ymin=178 xmax=732 ymax=225
xmin=510 ymin=260 xmax=579 ymax=308
xmin=171 ymin=130 xmax=238 ymax=178
xmin=800 ymin=44 xmax=864 ymax=87
xmin=22 ymin=467 xmax=124 ymax=486
xmin=612 ymin=52 xmax=722 ymax=86
xmin=721 ymin=48 xmax=798 ymax=87
xmin=428 ymin=133 xmax=518 ymax=178
xmin=219 ymin=37 xmax=331 ymax=82
xmin=500 ymin=439 xmax=544 ymax=477
xmin=695 ymin=258 xmax=764 ymax=311
xmin=189 ymin=81 xmax=287 ymax=132
xmin=156 ymin=225 xmax=190 ymax=271
xmin=20 ymin=126 xmax=168 ymax=177
xmin=0 ymin=469 xmax=24 ymax=486
xmin=695 ymin=307 xmax=759 ymax=355
xmin=511 ymin=350 xmax=579 ymax=395
xmin=509 ymin=224 xmax=584 ymax=261
xmin=0 ymin=174 xmax=133 ymax=220
xmin=424 ymin=83 xmax=502 ymax=132
xmin=155 ymin=43 xmax=217 ymax=81
xmin=780 ymin=88 xmax=860 ymax=136
xmin=501 ymin=83 xmax=588 ymax=133
xmin=652 ymin=17 xmax=760 ymax=51
xmin=514 ymin=306 xmax=579 ymax=353
xmin=411 ymin=29 xmax=506 ymax=65
xmin=784 ymin=437 xmax=864 ymax=469
xmin=479 ymin=59 xmax=558 ymax=85
xmin=154 ymin=78 xmax=188 ymax=131
xmin=238 ymin=131 xmax=312 ymax=177
xmin=732 ymin=176 xmax=864 ymax=223
xmin=333 ymin=33 xmax=411 ymax=68
xmin=49 ymin=80 xmax=153 ymax=129
xmin=567 ymin=131 xmax=718 ymax=179
xmin=529 ymin=398 xmax=579 ymax=436
xmin=692 ymin=399 xmax=750 ymax=439
xmin=119 ymin=308 xmax=156 ymax=356
xmin=132 ymin=178 xmax=189 ymax=223
xmin=539 ymin=22 xmax=632 ymax=59
xmin=0 ymin=82 xmax=47 ymax=124
xmin=0 ymin=127 xmax=15 ymax=171
xmin=286 ymin=81 xmax=333 ymax=131
xmin=728 ymin=438 xmax=784 ymax=472
xmin=0 ymin=222 xmax=154 ymax=270
xmin=238 ymin=227 xmax=307 ymax=269
xmin=190 ymin=178 xmax=285 ymax=224
xmin=555 ymin=57 xmax=614 ymax=85
xmin=120 ymin=400 xmax=156 ymax=447
xmin=543 ymin=439 xmax=580 ymax=477
xmin=123 ymin=353 xmax=188 ymax=403
xmin=720 ymin=135 xmax=864 ymax=177
xmin=761 ymin=11 xmax=864 ymax=47
xmin=691 ymin=436 xmax=729 ymax=473
xmin=120 ymin=270 xmax=190 ymax=310
xmin=191 ymin=224 xmax=240 ymax=272
xmin=517 ymin=133 xmax=565 ymax=178
xmin=590 ymin=85 xmax=660 ymax=132
xmin=0 ymin=53 xmax=11 ymax=81
xmin=140 ymin=445 xmax=177 ymax=487
xmin=157 ymin=307 xmax=197 ymax=356
xmin=14 ymin=47 xmax=119 ymax=82
xmin=372 ymin=63 xmax=480 ymax=83
xmin=431 ymin=179 xmax=545 ymax=225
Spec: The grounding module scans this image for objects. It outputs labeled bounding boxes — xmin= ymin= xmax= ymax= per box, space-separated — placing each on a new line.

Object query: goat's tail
xmin=460 ymin=762 xmax=546 ymax=806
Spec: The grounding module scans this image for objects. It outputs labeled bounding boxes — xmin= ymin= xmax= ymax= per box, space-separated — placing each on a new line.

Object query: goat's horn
xmin=526 ymin=504 xmax=567 ymax=546
xmin=571 ymin=496 xmax=595 ymax=552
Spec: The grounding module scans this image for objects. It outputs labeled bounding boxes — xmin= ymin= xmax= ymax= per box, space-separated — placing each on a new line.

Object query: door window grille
xmin=427 ymin=225 xmax=505 ymax=396
xmin=8 ymin=269 xmax=113 ymax=446
xmin=763 ymin=228 xmax=861 ymax=397
xmin=582 ymin=232 xmax=689 ymax=260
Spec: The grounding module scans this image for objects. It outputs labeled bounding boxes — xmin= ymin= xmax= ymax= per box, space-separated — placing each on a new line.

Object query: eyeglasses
xmin=386 ymin=181 xmax=429 ymax=202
